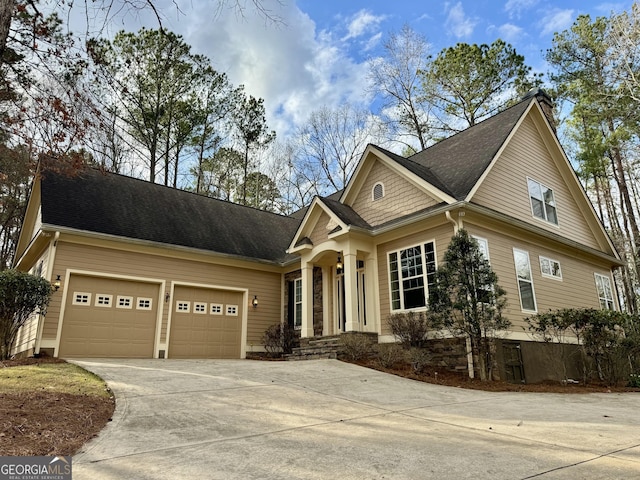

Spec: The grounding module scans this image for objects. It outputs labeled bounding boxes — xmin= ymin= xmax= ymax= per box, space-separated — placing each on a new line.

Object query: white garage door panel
xmin=168 ymin=287 xmax=243 ymax=359
xmin=59 ymin=275 xmax=158 ymax=358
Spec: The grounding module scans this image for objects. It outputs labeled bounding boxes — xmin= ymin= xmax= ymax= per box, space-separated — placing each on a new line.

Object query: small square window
xmin=117 ymin=296 xmax=133 ymax=309
xmin=176 ymin=301 xmax=190 ymax=313
xmin=226 ymin=305 xmax=238 ymax=316
xmin=95 ymin=294 xmax=113 ymax=307
xmin=210 ymin=303 xmax=223 ymax=315
xmin=72 ymin=292 xmax=91 ymax=305
xmin=137 ymin=297 xmax=152 ymax=310
xmin=540 ymin=256 xmax=562 ymax=280
xmin=194 ymin=302 xmax=207 ymax=314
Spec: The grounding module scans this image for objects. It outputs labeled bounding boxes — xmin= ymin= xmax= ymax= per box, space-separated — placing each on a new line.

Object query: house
xmin=12 ymin=90 xmax=621 ymax=382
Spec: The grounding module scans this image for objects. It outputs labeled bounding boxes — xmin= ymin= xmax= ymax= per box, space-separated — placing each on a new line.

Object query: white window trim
xmin=116 ymin=296 xmax=133 ymax=309
xmin=137 ymin=297 xmax=153 ymax=311
xmin=176 ymin=301 xmax=190 ymax=313
xmin=210 ymin=303 xmax=223 ymax=315
xmin=193 ymin=302 xmax=207 ymax=314
xmin=294 ymin=277 xmax=303 ymax=328
xmin=72 ymin=292 xmax=91 ymax=306
xmin=594 ymin=273 xmax=615 ymax=310
xmin=527 ymin=177 xmax=559 ymax=226
xmin=388 ymin=240 xmax=437 ymax=312
xmin=471 ymin=235 xmax=490 ymax=262
xmin=539 ymin=256 xmax=562 ymax=281
xmin=95 ymin=294 xmax=113 ymax=308
xmin=226 ymin=304 xmax=239 ymax=316
xmin=372 ymin=182 xmax=385 ymax=201
xmin=513 ymin=248 xmax=537 ymax=313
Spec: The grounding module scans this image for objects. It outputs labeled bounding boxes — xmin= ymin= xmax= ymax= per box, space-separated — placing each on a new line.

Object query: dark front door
xmin=503 ymin=342 xmax=525 ymax=383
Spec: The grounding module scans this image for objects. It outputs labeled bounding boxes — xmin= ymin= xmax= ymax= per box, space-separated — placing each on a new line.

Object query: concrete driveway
xmin=72 ymin=359 xmax=640 ymax=480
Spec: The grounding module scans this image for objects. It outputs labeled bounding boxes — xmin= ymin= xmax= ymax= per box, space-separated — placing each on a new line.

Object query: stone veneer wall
xmin=284 ymin=268 xmax=324 ymax=336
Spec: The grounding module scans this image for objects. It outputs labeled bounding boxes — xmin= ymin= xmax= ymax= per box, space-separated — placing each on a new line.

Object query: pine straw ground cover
xmin=0 ymin=357 xmax=115 ymax=456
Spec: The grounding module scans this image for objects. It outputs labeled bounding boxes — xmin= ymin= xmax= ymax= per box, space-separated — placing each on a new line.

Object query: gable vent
xmin=372 ymin=182 xmax=385 ymax=201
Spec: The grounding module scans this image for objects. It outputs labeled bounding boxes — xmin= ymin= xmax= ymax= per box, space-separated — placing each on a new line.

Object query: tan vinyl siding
xmin=472 ymin=115 xmax=600 ymax=250
xmin=351 ymin=159 xmax=438 ymax=227
xmin=308 ymin=211 xmax=334 ymax=246
xmin=45 ymin=241 xmax=282 ymax=348
xmin=376 ymin=223 xmax=456 ymax=336
xmin=464 ymin=223 xmax=616 ymax=333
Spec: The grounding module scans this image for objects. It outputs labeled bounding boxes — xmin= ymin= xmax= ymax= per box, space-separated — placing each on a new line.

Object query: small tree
xmin=0 ymin=270 xmax=53 ymax=360
xmin=429 ymin=230 xmax=509 ymax=380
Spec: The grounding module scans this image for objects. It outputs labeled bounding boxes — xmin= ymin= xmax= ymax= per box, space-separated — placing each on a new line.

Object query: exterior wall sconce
xmin=252 ymin=295 xmax=258 ymax=308
xmin=336 ymin=255 xmax=343 ymax=272
xmin=53 ymin=275 xmax=61 ymax=291
xmin=165 ymin=292 xmax=170 ymax=303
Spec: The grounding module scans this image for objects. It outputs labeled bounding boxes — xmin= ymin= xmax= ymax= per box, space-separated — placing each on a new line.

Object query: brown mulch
xmin=345 ymin=357 xmax=640 ymax=394
xmin=0 ymin=359 xmax=115 ymax=456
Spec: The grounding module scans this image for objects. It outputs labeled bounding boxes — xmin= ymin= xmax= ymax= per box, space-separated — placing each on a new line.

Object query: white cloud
xmin=179 ymin=1 xmax=371 ymax=138
xmin=538 ymin=8 xmax=575 ymax=37
xmin=445 ymin=2 xmax=477 ymax=38
xmin=504 ymin=0 xmax=539 ymax=20
xmin=342 ymin=9 xmax=386 ymax=41
xmin=497 ymin=23 xmax=525 ymax=42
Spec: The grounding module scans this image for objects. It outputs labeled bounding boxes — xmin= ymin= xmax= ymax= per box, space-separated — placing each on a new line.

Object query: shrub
xmin=388 ymin=311 xmax=437 ymax=348
xmin=339 ymin=333 xmax=373 ymax=361
xmin=263 ymin=323 xmax=298 ymax=357
xmin=375 ymin=343 xmax=404 ymax=368
xmin=407 ymin=347 xmax=432 ymax=374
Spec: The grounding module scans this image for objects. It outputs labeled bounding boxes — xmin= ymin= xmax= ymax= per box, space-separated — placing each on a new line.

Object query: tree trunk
xmin=0 ymin=0 xmax=14 ymax=62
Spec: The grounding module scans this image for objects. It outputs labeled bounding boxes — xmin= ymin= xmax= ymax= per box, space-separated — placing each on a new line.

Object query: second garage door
xmin=168 ymin=286 xmax=243 ymax=358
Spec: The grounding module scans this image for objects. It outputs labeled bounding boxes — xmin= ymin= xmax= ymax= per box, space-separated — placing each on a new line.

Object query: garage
xmin=58 ymin=275 xmax=159 ymax=358
xmin=168 ymin=286 xmax=243 ymax=358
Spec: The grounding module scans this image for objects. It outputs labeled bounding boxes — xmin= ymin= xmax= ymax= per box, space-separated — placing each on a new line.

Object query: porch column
xmin=300 ymin=262 xmax=315 ymax=338
xmin=321 ymin=266 xmax=331 ymax=336
xmin=343 ymin=252 xmax=359 ymax=332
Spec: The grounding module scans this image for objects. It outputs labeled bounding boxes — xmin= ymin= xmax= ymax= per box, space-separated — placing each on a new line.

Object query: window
xmin=389 ymin=242 xmax=436 ymax=311
xmin=372 ymin=182 xmax=385 ymax=201
xmin=117 ymin=296 xmax=133 ymax=309
xmin=194 ymin=302 xmax=207 ymax=314
xmin=472 ymin=236 xmax=490 ymax=262
xmin=513 ymin=249 xmax=536 ymax=312
xmin=72 ymin=292 xmax=91 ymax=305
xmin=540 ymin=256 xmax=562 ymax=280
xmin=595 ymin=273 xmax=615 ymax=310
xmin=294 ymin=278 xmax=302 ymax=328
xmin=528 ymin=178 xmax=558 ymax=225
xmin=226 ymin=305 xmax=238 ymax=316
xmin=137 ymin=297 xmax=152 ymax=310
xmin=176 ymin=301 xmax=190 ymax=313
xmin=95 ymin=294 xmax=113 ymax=307
xmin=210 ymin=303 xmax=223 ymax=315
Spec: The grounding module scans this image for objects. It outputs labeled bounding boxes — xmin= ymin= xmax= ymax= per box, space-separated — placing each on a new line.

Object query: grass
xmin=0 ymin=362 xmax=112 ymax=397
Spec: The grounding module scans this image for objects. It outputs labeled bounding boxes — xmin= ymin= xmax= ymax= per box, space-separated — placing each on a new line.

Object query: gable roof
xmin=39 ymin=168 xmax=300 ymax=263
xmin=405 ymin=99 xmax=531 ymax=200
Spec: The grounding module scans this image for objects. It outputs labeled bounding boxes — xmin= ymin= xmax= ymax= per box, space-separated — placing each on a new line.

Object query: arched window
xmin=372 ymin=182 xmax=384 ymax=201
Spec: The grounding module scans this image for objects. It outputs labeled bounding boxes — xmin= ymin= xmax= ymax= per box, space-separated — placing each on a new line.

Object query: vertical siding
xmin=351 ymin=160 xmax=438 ymax=226
xmin=46 ymin=242 xmax=283 ymax=348
xmin=472 ymin=115 xmax=600 ymax=250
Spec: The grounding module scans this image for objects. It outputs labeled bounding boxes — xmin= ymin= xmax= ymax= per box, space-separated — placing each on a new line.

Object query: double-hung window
xmin=389 ymin=242 xmax=436 ymax=311
xmin=513 ymin=248 xmax=537 ymax=312
xmin=528 ymin=178 xmax=558 ymax=225
xmin=294 ymin=278 xmax=303 ymax=328
xmin=594 ymin=273 xmax=615 ymax=310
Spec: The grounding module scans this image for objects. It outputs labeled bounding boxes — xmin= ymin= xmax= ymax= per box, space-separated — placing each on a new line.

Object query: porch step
xmin=286 ymin=333 xmax=378 ymax=361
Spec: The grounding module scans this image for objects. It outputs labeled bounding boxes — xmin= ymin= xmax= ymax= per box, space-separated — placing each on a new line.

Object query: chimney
xmin=522 ymin=88 xmax=555 ymax=131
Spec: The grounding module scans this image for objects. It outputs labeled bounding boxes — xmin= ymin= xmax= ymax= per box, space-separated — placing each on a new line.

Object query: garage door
xmin=58 ymin=275 xmax=158 ymax=358
xmin=168 ymin=286 xmax=243 ymax=358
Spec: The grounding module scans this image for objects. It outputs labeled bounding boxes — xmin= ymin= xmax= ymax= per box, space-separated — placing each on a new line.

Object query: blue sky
xmin=77 ymin=0 xmax=634 ymax=140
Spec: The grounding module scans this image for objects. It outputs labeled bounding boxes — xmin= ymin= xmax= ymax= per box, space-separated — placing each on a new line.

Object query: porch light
xmin=165 ymin=292 xmax=170 ymax=303
xmin=252 ymin=295 xmax=258 ymax=308
xmin=53 ymin=275 xmax=61 ymax=291
xmin=336 ymin=255 xmax=343 ymax=271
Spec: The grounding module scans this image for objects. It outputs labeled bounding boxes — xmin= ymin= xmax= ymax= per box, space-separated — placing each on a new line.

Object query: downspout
xmin=35 ymin=231 xmax=59 ymax=355
xmin=445 ymin=211 xmax=475 ymax=379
